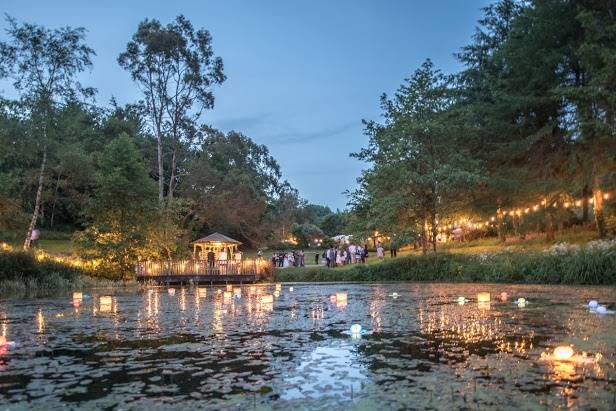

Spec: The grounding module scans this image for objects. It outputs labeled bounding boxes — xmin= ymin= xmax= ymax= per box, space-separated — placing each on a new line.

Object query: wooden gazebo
xmin=192 ymin=232 xmax=242 ymax=260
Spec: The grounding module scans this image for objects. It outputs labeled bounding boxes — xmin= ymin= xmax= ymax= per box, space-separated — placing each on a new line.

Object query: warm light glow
xmin=233 ymin=288 xmax=241 ymax=297
xmin=275 ymin=283 xmax=282 ymax=291
xmin=477 ymin=292 xmax=490 ymax=303
xmin=223 ymin=291 xmax=233 ymax=303
xmin=260 ymin=294 xmax=274 ymax=304
xmin=226 ymin=284 xmax=233 ymax=292
xmin=604 ymin=193 xmax=610 ymax=200
xmin=198 ymin=288 xmax=207 ymax=298
xmin=336 ymin=292 xmax=348 ymax=303
xmin=499 ymin=292 xmax=508 ymax=302
xmin=553 ymin=346 xmax=574 ymax=361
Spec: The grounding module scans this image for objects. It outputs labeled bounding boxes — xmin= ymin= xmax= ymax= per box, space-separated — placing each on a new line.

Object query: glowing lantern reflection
xmin=260 ymin=294 xmax=274 ymax=304
xmin=553 ymin=346 xmax=574 ymax=361
xmin=336 ymin=292 xmax=348 ymax=303
xmin=72 ymin=292 xmax=83 ymax=307
xmin=275 ymin=283 xmax=282 ymax=291
xmin=499 ymin=292 xmax=508 ymax=302
xmin=100 ymin=296 xmax=112 ymax=313
xmin=198 ymin=288 xmax=207 ymax=298
xmin=457 ymin=296 xmax=467 ymax=305
xmin=168 ymin=288 xmax=175 ymax=296
xmin=273 ymin=290 xmax=280 ymax=298
xmin=233 ymin=288 xmax=241 ymax=297
xmin=223 ymin=291 xmax=233 ymax=303
xmin=477 ymin=292 xmax=490 ymax=303
xmin=226 ymin=284 xmax=233 ymax=292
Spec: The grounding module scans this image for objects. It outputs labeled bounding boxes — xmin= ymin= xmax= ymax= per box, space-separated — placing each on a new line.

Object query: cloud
xmin=266 ymin=121 xmax=359 ymax=144
xmin=214 ymin=112 xmax=271 ymax=132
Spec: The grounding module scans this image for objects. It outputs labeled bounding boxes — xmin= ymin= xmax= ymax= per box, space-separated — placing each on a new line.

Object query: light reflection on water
xmin=0 ymin=283 xmax=614 ymax=409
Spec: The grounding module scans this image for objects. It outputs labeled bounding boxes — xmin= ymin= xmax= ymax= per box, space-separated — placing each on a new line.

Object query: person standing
xmin=300 ymin=250 xmax=305 ymax=267
xmin=377 ymin=243 xmax=384 ymax=260
xmin=348 ymin=243 xmax=356 ymax=264
xmin=207 ymin=249 xmax=215 ymax=268
xmin=315 ymin=252 xmax=319 ymax=265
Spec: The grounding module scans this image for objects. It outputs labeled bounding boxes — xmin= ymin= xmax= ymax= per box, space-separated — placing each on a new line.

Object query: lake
xmin=0 ymin=283 xmax=615 ymax=410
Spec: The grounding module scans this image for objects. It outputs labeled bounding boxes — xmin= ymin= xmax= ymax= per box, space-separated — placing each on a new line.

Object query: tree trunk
xmin=593 ymin=176 xmax=606 ymax=238
xmin=157 ymin=132 xmax=164 ymax=203
xmin=421 ymin=213 xmax=428 ymax=255
xmin=545 ymin=211 xmax=554 ymax=242
xmin=24 ymin=146 xmax=47 ymax=251
xmin=430 ymin=208 xmax=437 ymax=255
xmin=50 ymin=171 xmax=62 ymax=228
xmin=518 ymin=213 xmax=525 ymax=240
xmin=582 ymin=185 xmax=590 ymax=224
xmin=168 ymin=146 xmax=177 ymax=204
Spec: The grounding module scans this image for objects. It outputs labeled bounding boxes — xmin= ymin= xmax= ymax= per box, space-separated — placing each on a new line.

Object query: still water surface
xmin=0 ymin=283 xmax=615 ymax=410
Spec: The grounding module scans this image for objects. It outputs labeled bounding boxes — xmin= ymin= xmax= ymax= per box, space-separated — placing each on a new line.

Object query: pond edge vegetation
xmin=276 ymin=241 xmax=616 ymax=285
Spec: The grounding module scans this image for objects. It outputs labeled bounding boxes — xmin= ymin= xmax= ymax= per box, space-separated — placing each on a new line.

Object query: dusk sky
xmin=2 ymin=0 xmax=491 ymax=210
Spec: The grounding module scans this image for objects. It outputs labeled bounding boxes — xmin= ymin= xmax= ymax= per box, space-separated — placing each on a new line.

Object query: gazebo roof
xmin=192 ymin=232 xmax=242 ymax=245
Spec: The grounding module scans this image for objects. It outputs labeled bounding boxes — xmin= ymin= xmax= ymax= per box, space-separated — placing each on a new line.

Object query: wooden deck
xmin=135 ymin=259 xmax=263 ymax=284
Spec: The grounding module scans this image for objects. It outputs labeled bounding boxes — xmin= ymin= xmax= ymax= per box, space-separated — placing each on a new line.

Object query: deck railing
xmin=136 ymin=259 xmax=263 ymax=277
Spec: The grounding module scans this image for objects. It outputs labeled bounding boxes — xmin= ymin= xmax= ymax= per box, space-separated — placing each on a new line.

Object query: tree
xmin=118 ymin=15 xmax=225 ymax=204
xmin=0 ymin=16 xmax=94 ymax=250
xmin=290 ymin=223 xmax=325 ymax=248
xmin=74 ymin=134 xmax=157 ymax=277
xmin=353 ymin=60 xmax=483 ymax=254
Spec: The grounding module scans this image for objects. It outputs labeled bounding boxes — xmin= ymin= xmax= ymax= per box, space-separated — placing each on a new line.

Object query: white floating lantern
xmin=457 ymin=296 xmax=467 ymax=305
xmin=391 ymin=292 xmax=399 ymax=299
xmin=273 ymin=290 xmax=280 ymax=298
xmin=275 ymin=283 xmax=282 ymax=291
xmin=477 ymin=292 xmax=490 ymax=303
xmin=588 ymin=300 xmax=599 ymax=309
xmin=289 ymin=287 xmax=294 ymax=292
xmin=596 ymin=305 xmax=608 ymax=314
xmin=350 ymin=324 xmax=362 ymax=334
xmin=260 ymin=294 xmax=274 ymax=304
xmin=168 ymin=288 xmax=175 ymax=296
xmin=553 ymin=346 xmax=574 ymax=361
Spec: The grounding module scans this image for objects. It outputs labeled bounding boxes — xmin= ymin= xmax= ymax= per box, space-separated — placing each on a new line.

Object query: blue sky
xmin=2 ymin=0 xmax=491 ymax=210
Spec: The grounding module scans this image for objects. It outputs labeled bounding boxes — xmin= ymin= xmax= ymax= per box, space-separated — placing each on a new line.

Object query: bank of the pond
xmin=0 ymin=252 xmax=134 ymax=295
xmin=276 ymin=244 xmax=616 ymax=285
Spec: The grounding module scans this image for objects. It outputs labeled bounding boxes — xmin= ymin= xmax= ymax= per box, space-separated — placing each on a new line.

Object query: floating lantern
xmin=553 ymin=346 xmax=574 ymax=361
xmin=100 ymin=296 xmax=112 ymax=313
xmin=329 ymin=295 xmax=337 ymax=303
xmin=260 ymin=294 xmax=274 ymax=304
xmin=477 ymin=292 xmax=490 ymax=303
xmin=73 ymin=292 xmax=83 ymax=300
xmin=197 ymin=288 xmax=207 ymax=298
xmin=596 ymin=305 xmax=608 ymax=315
xmin=499 ymin=292 xmax=508 ymax=302
xmin=457 ymin=296 xmax=467 ymax=305
xmin=289 ymin=287 xmax=294 ymax=292
xmin=216 ymin=289 xmax=222 ymax=294
xmin=336 ymin=292 xmax=348 ymax=303
xmin=350 ymin=324 xmax=362 ymax=334
xmin=223 ymin=291 xmax=233 ymax=303
xmin=226 ymin=284 xmax=233 ymax=292
xmin=588 ymin=300 xmax=599 ymax=309
xmin=168 ymin=288 xmax=175 ymax=296
xmin=233 ymin=288 xmax=242 ymax=297
xmin=274 ymin=290 xmax=280 ymax=298
xmin=275 ymin=283 xmax=282 ymax=291
xmin=0 ymin=335 xmax=5 ymax=346
xmin=516 ymin=297 xmax=526 ymax=304
xmin=391 ymin=292 xmax=399 ymax=299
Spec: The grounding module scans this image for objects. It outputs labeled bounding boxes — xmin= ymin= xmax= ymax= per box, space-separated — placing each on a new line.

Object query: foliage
xmin=290 ymin=223 xmax=324 ymax=248
xmin=118 ymin=15 xmax=225 ymax=202
xmin=73 ymin=134 xmax=157 ymax=278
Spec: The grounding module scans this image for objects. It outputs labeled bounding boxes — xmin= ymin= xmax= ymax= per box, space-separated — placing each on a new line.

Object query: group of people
xmin=271 ymin=250 xmax=306 ymax=268
xmin=322 ymin=243 xmax=369 ymax=268
xmin=270 ymin=242 xmax=399 ymax=269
